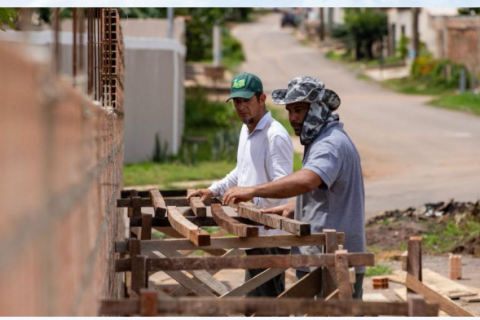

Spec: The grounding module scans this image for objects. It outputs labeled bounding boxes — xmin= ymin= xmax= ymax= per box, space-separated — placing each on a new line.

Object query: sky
xmin=1 ymin=0 xmax=480 ymax=7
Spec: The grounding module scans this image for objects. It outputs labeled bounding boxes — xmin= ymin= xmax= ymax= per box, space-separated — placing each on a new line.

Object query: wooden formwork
xmin=101 ymin=189 xmax=440 ymax=316
xmin=399 ymin=237 xmax=475 ymax=317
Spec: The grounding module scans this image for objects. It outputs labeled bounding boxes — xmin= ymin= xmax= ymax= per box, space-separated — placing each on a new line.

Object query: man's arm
xmin=222 ymin=169 xmax=322 ymax=205
xmin=188 ymin=166 xmax=239 ymax=201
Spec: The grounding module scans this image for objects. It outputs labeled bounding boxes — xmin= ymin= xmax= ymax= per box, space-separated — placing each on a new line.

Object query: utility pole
xmin=319 ymin=8 xmax=325 ymax=42
xmin=411 ymin=8 xmax=420 ymax=59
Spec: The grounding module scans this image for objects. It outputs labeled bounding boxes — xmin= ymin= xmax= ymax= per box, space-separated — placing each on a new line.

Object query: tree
xmin=458 ymin=8 xmax=480 ymax=15
xmin=342 ymin=8 xmax=388 ymax=60
xmin=0 ymin=8 xmax=18 ymax=31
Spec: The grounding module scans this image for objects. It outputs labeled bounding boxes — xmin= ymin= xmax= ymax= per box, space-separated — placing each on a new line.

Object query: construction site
xmin=1 ymin=7 xmax=480 ymax=317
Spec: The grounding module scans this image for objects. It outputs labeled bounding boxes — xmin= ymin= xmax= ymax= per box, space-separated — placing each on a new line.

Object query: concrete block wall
xmin=0 ymin=41 xmax=125 ymax=316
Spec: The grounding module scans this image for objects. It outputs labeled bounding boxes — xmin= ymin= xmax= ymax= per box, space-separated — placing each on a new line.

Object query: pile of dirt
xmin=366 ymin=199 xmax=480 ymax=254
xmin=367 ymin=199 xmax=480 ymax=226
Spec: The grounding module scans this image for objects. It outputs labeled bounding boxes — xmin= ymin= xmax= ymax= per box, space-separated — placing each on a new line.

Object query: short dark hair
xmin=254 ymin=92 xmax=263 ymax=102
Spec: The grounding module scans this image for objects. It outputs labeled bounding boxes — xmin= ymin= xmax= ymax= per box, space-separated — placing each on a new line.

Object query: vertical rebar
xmin=87 ymin=8 xmax=93 ymax=94
xmin=99 ymin=8 xmax=103 ymax=104
xmin=73 ymin=8 xmax=77 ymax=78
xmin=79 ymin=8 xmax=84 ymax=75
xmin=54 ymin=8 xmax=60 ymax=74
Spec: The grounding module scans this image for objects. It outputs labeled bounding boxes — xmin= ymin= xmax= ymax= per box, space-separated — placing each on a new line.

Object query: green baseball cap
xmin=226 ymin=72 xmax=263 ymax=102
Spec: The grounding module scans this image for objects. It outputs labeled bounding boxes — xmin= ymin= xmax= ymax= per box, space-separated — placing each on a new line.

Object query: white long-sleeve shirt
xmin=209 ymin=111 xmax=294 ymax=236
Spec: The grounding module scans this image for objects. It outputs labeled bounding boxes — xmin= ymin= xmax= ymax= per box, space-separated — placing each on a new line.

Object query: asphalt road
xmin=232 ymin=14 xmax=480 ymax=218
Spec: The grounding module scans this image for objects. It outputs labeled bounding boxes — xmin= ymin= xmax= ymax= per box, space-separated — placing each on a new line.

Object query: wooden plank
xmin=132 ymin=216 xmax=261 ymax=228
xmin=153 ymin=227 xmax=228 ymax=257
xmin=237 ymin=202 xmax=311 ymax=236
xmin=325 ymin=289 xmax=339 ymax=301
xmin=100 ymin=297 xmax=416 ymax=316
xmin=407 ymin=293 xmax=438 ymax=316
xmin=158 ymin=247 xmax=229 ymax=296
xmin=211 ymin=203 xmax=259 ymax=237
xmin=150 ymin=251 xmax=218 ymax=298
xmin=407 ymin=237 xmax=422 ymax=283
xmin=132 ymin=196 xmax=142 ymax=218
xmin=131 ymin=255 xmax=148 ymax=294
xmin=221 ymin=268 xmax=286 ymax=297
xmin=405 ymin=274 xmax=474 ymax=317
xmin=167 ymin=206 xmax=210 ymax=246
xmin=189 ymin=197 xmax=207 ymax=217
xmin=142 ymin=253 xmax=374 ymax=272
xmin=322 ymin=229 xmax=338 ymax=298
xmin=118 ymin=198 xmax=221 ymax=208
xmin=127 ymin=190 xmax=138 ymax=217
xmin=169 ymin=249 xmax=244 ymax=297
xmin=149 ymin=189 xmax=166 ymax=218
xmin=122 ymin=189 xmax=187 ymax=198
xmin=141 ymin=214 xmax=152 ymax=240
xmin=334 ymin=250 xmax=353 ymax=300
xmin=278 ymin=267 xmax=323 ymax=298
xmin=460 ymin=295 xmax=480 ymax=303
xmin=140 ymin=289 xmax=157 ymax=316
xmin=116 ymin=233 xmax=346 ymax=253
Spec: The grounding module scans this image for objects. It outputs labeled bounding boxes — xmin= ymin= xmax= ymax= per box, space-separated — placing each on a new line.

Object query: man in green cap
xmin=189 ymin=72 xmax=294 ymax=297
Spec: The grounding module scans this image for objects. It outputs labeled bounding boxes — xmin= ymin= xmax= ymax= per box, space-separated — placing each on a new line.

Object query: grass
xmin=429 ymin=93 xmax=480 ymax=116
xmin=365 ymin=264 xmax=392 ymax=277
xmin=381 ymin=77 xmax=456 ymax=96
xmin=123 ymin=161 xmax=235 ymax=187
xmin=269 ymin=105 xmax=294 ymax=135
xmin=423 ymin=219 xmax=480 ymax=254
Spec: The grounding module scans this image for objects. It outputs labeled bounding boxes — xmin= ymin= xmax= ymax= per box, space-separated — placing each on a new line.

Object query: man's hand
xmin=260 ymin=202 xmax=295 ymax=219
xmin=187 ymin=188 xmax=214 ymax=202
xmin=222 ymin=186 xmax=256 ymax=206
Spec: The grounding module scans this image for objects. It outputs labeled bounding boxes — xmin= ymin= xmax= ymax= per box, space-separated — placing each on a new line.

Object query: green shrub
xmin=397 ymin=35 xmax=409 ymax=60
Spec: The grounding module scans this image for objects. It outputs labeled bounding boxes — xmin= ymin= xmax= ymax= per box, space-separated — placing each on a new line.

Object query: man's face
xmin=232 ymin=94 xmax=266 ymax=125
xmin=286 ymin=102 xmax=310 ymax=136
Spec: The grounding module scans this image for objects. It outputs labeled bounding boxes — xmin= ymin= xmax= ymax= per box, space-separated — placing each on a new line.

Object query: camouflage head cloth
xmin=272 ymin=76 xmax=341 ymax=145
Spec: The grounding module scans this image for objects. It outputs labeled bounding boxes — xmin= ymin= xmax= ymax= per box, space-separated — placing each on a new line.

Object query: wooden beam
xmin=237 ymin=202 xmax=310 ymax=236
xmin=405 ymin=274 xmax=473 ymax=317
xmin=122 ymin=189 xmax=187 ymax=198
xmin=407 ymin=236 xmax=422 ymax=294
xmin=100 ymin=297 xmax=416 ymax=316
xmin=115 ymin=253 xmax=374 ymax=272
xmin=169 ymin=249 xmax=244 ymax=297
xmin=149 ymin=189 xmax=166 ymax=218
xmin=131 ymin=216 xmax=260 ymax=228
xmin=407 ymin=293 xmax=438 ymax=316
xmin=220 ymin=268 xmax=286 ymax=297
xmin=140 ymin=289 xmax=158 ymax=316
xmin=131 ymin=196 xmax=142 ymax=218
xmin=158 ymin=247 xmax=229 ymax=296
xmin=116 ymin=233 xmax=346 ymax=253
xmin=167 ymin=206 xmax=210 ymax=246
xmin=324 ymin=289 xmax=339 ymax=301
xmin=131 ymin=255 xmax=148 ymax=294
xmin=118 ymin=198 xmax=221 ymax=208
xmin=211 ymin=203 xmax=259 ymax=237
xmin=322 ymin=229 xmax=338 ymax=298
xmin=141 ymin=214 xmax=152 ymax=240
xmin=278 ymin=267 xmax=323 ymax=298
xmin=153 ymin=227 xmax=227 ymax=257
xmin=189 ymin=197 xmax=207 ymax=217
xmin=334 ymin=250 xmax=353 ymax=300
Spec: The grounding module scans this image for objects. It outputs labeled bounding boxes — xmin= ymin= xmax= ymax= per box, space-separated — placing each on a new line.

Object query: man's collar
xmin=247 ymin=111 xmax=272 ymax=134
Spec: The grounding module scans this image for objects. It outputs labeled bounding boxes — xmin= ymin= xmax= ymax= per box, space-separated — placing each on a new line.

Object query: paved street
xmin=232 ymin=13 xmax=480 ymax=218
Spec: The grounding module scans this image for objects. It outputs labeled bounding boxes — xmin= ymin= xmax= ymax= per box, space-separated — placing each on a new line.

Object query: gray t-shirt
xmin=293 ymin=121 xmax=366 ymax=273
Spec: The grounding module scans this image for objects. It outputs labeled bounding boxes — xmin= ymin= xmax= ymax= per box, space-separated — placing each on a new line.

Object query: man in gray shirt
xmin=222 ymin=76 xmax=366 ymax=299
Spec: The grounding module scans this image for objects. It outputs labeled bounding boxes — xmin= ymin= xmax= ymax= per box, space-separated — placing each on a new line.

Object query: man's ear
xmin=260 ymin=93 xmax=267 ymax=106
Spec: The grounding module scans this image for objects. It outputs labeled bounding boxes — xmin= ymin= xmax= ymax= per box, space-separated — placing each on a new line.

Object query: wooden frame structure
xmin=399 ymin=237 xmax=475 ymax=317
xmin=106 ymin=189 xmax=441 ymax=317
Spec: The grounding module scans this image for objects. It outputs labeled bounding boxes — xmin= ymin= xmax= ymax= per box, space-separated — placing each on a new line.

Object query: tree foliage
xmin=458 ymin=8 xmax=480 ymax=15
xmin=0 ymin=8 xmax=18 ymax=31
xmin=334 ymin=8 xmax=388 ymax=60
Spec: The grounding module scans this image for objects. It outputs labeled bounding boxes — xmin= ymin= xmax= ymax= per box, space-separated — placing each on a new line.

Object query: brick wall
xmin=0 ymin=40 xmax=124 ymax=316
xmin=433 ymin=16 xmax=480 ymax=73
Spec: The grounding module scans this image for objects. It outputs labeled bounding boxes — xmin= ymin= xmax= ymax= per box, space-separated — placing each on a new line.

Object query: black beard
xmin=242 ymin=118 xmax=254 ymax=125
